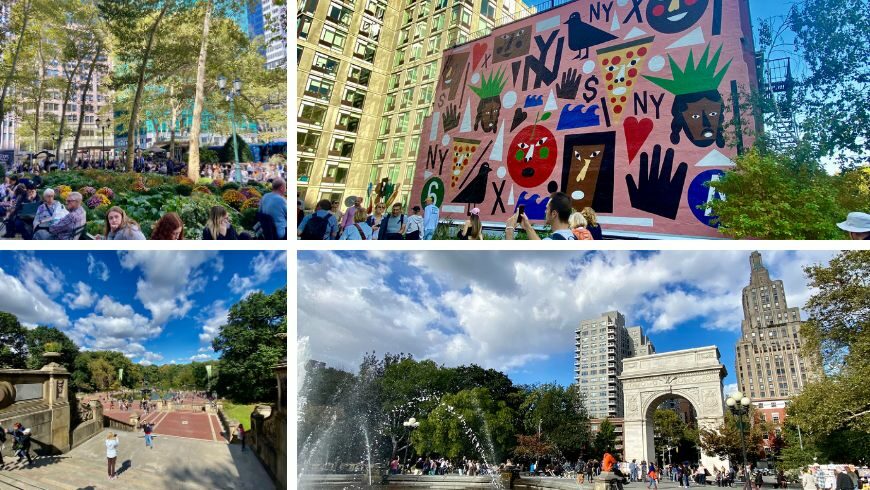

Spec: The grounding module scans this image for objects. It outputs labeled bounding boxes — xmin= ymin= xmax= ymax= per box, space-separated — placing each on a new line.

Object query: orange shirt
xmin=602 ymin=453 xmax=616 ymax=472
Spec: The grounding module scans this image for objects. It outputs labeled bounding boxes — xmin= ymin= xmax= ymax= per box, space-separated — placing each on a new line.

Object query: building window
xmin=336 ymin=112 xmax=360 ymax=133
xmin=298 ymin=103 xmax=327 ymax=126
xmin=409 ymin=42 xmax=422 ymax=61
xmin=365 ymin=0 xmax=386 ymax=21
xmin=433 ymin=12 xmax=446 ymax=32
xmin=297 ymin=130 xmax=321 ymax=153
xmin=300 ymin=0 xmax=318 ymax=14
xmin=326 ymin=2 xmax=352 ymax=28
xmin=319 ymin=26 xmax=347 ymax=51
xmin=354 ymin=39 xmax=376 ymax=63
xmin=305 ymin=77 xmax=334 ymax=102
xmin=297 ymin=158 xmax=314 ymax=182
xmin=396 ymin=112 xmax=409 ymax=133
xmin=342 ymin=87 xmax=366 ymax=110
xmin=399 ymin=27 xmax=410 ymax=45
xmin=297 ymin=16 xmax=313 ymax=39
xmin=389 ymin=74 xmax=400 ymax=90
xmin=390 ymin=139 xmax=405 ymax=159
xmin=384 ymin=93 xmax=396 ymax=112
xmin=329 ymin=136 xmax=355 ymax=159
xmin=405 ymin=67 xmax=418 ymax=86
xmin=311 ymin=53 xmax=340 ymax=76
xmin=374 ymin=139 xmax=387 ymax=160
xmin=348 ymin=65 xmax=371 ymax=86
xmin=360 ymin=19 xmax=381 ymax=41
xmin=413 ymin=110 xmax=425 ymax=131
xmin=323 ymin=162 xmax=350 ymax=184
xmin=379 ymin=116 xmax=391 ymax=136
xmin=401 ymin=88 xmax=414 ymax=109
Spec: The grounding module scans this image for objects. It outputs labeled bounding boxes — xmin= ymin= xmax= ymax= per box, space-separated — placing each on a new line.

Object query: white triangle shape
xmin=460 ymin=99 xmax=472 ymax=133
xmin=489 ymin=121 xmax=505 ymax=162
xmin=424 ymin=170 xmax=433 ymax=179
xmin=624 ymin=26 xmax=647 ymax=40
xmin=696 ymin=149 xmax=735 ymax=167
xmin=611 ymin=13 xmax=620 ymax=32
xmin=666 ymin=26 xmax=705 ymax=50
xmin=544 ymin=89 xmax=558 ymax=111
xmin=429 ymin=112 xmax=440 ymax=142
xmin=507 ymin=185 xmax=515 ymax=206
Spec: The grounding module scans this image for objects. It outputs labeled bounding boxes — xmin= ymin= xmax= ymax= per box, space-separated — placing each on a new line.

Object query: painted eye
xmin=630 ymin=59 xmax=638 ymax=66
xmin=692 ymin=114 xmax=701 ymax=119
xmin=589 ymin=150 xmax=602 ymax=158
xmin=709 ymin=112 xmax=719 ymax=117
xmin=538 ymin=137 xmax=548 ymax=145
xmin=518 ymin=143 xmax=530 ymax=149
xmin=608 ymin=66 xmax=615 ymax=72
xmin=574 ymin=151 xmax=582 ymax=159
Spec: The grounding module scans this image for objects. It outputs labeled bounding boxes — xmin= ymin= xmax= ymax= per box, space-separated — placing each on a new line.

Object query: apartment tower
xmin=296 ymin=0 xmax=528 ymax=210
xmin=575 ymin=311 xmax=655 ymax=419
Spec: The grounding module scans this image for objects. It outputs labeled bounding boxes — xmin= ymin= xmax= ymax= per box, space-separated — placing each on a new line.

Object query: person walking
xmin=9 ymin=424 xmax=33 ymax=465
xmin=423 ymin=197 xmax=439 ymax=240
xmin=106 ymin=432 xmax=119 ymax=480
xmin=630 ymin=459 xmax=639 ymax=482
xmin=404 ymin=206 xmax=424 ymax=240
xmin=649 ymin=463 xmax=659 ymax=490
xmin=801 ymin=467 xmax=817 ymax=490
xmin=236 ymin=424 xmax=246 ymax=452
xmin=143 ymin=423 xmax=154 ymax=449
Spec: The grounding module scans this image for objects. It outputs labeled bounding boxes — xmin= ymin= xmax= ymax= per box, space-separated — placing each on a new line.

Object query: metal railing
xmin=448 ymin=0 xmax=579 ymax=49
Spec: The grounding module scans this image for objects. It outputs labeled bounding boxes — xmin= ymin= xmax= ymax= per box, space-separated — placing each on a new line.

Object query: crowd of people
xmin=296 ymin=193 xmax=606 ymax=241
xmin=0 ymin=174 xmax=287 ymax=240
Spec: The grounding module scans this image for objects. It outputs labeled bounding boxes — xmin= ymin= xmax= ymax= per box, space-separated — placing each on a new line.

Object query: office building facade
xmin=735 ymin=251 xmax=815 ymax=402
xmin=296 ymin=0 xmax=527 ymax=210
xmin=575 ymin=311 xmax=655 ymax=419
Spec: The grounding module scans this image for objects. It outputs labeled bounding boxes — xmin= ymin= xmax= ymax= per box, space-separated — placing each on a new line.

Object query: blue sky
xmin=298 ymin=250 xmax=837 ymax=396
xmin=0 ymin=251 xmax=286 ymax=366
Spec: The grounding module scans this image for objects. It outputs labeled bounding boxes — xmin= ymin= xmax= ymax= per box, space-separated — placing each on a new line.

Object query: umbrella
xmin=146 ymin=145 xmax=167 ymax=153
xmin=34 ymin=150 xmax=55 ymax=158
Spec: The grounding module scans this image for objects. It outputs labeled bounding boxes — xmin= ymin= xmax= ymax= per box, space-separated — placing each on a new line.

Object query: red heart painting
xmin=624 ymin=117 xmax=654 ymax=164
xmin=471 ymin=42 xmax=487 ymax=70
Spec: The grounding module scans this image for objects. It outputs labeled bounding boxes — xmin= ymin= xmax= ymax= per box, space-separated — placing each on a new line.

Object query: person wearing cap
xmin=837 ymin=212 xmax=870 ymax=240
xmin=339 ymin=196 xmax=362 ymax=236
xmin=8 ymin=422 xmax=33 ymax=465
xmin=423 ymin=197 xmax=440 ymax=240
xmin=457 ymin=208 xmax=484 ymax=240
xmin=106 ymin=432 xmax=119 ymax=480
xmin=405 ymin=205 xmax=424 ymax=240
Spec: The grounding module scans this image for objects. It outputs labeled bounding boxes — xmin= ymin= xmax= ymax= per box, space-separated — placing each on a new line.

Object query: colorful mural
xmin=412 ymin=0 xmax=758 ymax=238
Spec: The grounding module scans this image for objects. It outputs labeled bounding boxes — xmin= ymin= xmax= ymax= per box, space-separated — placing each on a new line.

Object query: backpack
xmin=300 ymin=212 xmax=331 ymax=240
xmin=0 ymin=429 xmax=5 ymax=443
xmin=550 ymin=230 xmax=576 ymax=240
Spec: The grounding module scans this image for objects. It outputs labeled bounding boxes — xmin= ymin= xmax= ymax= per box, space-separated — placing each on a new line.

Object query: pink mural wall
xmin=411 ymin=0 xmax=758 ymax=238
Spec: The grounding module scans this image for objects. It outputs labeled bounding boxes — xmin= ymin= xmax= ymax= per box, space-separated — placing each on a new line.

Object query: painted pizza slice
xmin=596 ymin=36 xmax=655 ymax=123
xmin=450 ymin=137 xmax=480 ymax=188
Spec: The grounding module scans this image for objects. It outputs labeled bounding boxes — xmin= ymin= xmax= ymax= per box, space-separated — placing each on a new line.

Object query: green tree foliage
xmin=412 ymin=387 xmax=516 ymax=461
xmin=698 ymin=408 xmax=770 ymax=465
xmin=513 ymin=433 xmax=559 ymax=464
xmin=593 ymin=418 xmax=618 ymax=456
xmin=71 ymin=350 xmax=141 ymax=392
xmin=788 ymin=0 xmax=870 ymax=166
xmin=0 ymin=312 xmax=28 ymax=368
xmin=706 ymin=148 xmax=855 ymax=239
xmin=519 ymin=384 xmax=591 ymax=461
xmin=781 ymin=251 xmax=870 ymax=466
xmin=88 ymin=357 xmax=115 ymax=391
xmin=653 ymin=409 xmax=699 ymax=460
xmin=219 ymin=134 xmax=254 ymax=164
xmin=24 ymin=325 xmax=79 ymax=372
xmin=212 ymin=287 xmax=286 ymax=403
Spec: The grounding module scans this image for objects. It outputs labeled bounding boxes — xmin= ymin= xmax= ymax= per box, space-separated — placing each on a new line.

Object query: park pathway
xmin=0 ymin=428 xmax=274 ymax=490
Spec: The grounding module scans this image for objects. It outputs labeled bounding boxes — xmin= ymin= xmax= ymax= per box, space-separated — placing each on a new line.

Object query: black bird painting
xmin=452 ymin=162 xmax=492 ymax=208
xmin=564 ymin=12 xmax=618 ymax=60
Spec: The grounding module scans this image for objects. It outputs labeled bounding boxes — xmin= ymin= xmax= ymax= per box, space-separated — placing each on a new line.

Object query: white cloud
xmin=190 ymin=353 xmax=213 ymax=362
xmin=87 ymin=254 xmax=110 ymax=281
xmin=0 ymin=264 xmax=69 ymax=328
xmin=117 ymin=251 xmax=218 ymax=327
xmin=229 ymin=251 xmax=287 ymax=294
xmin=64 ymin=282 xmax=97 ymax=309
xmin=298 ymin=251 xmax=837 ymax=375
xmin=198 ymin=302 xmax=229 ymax=344
xmin=723 ymin=383 xmax=739 ymax=398
xmin=69 ymin=297 xmax=160 ymax=359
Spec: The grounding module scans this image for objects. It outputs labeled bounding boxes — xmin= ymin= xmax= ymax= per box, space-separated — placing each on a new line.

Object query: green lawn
xmin=222 ymin=401 xmax=258 ymax=430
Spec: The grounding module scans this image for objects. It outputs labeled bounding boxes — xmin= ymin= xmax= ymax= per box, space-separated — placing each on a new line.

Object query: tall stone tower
xmin=735 ymin=251 xmax=814 ymax=400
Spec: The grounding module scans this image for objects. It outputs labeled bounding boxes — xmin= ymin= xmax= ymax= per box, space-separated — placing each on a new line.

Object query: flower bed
xmin=31 ymin=170 xmax=268 ymax=238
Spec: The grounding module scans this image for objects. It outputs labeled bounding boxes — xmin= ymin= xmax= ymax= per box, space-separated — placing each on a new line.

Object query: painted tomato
xmin=508 ymin=124 xmax=558 ymax=188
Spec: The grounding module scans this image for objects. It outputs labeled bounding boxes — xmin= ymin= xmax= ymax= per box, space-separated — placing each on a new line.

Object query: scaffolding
xmin=761 ymin=57 xmax=799 ymax=151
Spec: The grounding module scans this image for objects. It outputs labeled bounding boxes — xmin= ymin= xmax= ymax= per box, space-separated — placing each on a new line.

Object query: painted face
xmin=475 ymin=98 xmax=501 ymax=133
xmin=493 ymin=27 xmax=531 ymax=63
xmin=566 ymin=144 xmax=606 ymax=209
xmin=647 ymin=0 xmax=710 ymax=34
xmin=508 ymin=125 xmax=557 ymax=188
xmin=604 ymin=51 xmax=645 ymax=100
xmin=681 ymin=97 xmax=723 ymax=146
xmin=439 ymin=52 xmax=469 ymax=100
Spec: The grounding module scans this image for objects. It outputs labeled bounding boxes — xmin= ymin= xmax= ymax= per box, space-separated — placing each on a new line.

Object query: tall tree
xmin=24 ymin=325 xmax=79 ymax=372
xmin=519 ymin=384 xmax=591 ymax=461
xmin=593 ymin=418 xmax=618 ymax=456
xmin=0 ymin=312 xmax=29 ymax=369
xmin=88 ymin=357 xmax=116 ymax=391
xmin=187 ymin=0 xmax=212 ymax=180
xmin=0 ymin=0 xmax=34 ymax=125
xmin=212 ymin=287 xmax=287 ymax=403
xmin=70 ymin=37 xmax=106 ymax=165
xmin=698 ymin=408 xmax=770 ymax=464
xmin=99 ymin=0 xmax=174 ymax=171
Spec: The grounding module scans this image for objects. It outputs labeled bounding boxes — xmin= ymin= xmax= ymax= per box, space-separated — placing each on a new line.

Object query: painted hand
xmin=556 ymin=68 xmax=581 ymax=100
xmin=626 ymin=144 xmax=688 ymax=220
xmin=442 ymin=104 xmax=459 ymax=131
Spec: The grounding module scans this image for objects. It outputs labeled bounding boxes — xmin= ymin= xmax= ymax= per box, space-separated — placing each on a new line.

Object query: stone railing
xmin=70 ymin=397 xmax=104 ymax=449
xmin=0 ymin=362 xmax=70 ymax=456
xmin=103 ymin=415 xmax=136 ymax=432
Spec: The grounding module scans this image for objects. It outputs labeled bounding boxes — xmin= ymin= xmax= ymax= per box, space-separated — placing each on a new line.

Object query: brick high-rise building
xmin=296 ymin=0 xmax=528 ymax=210
xmin=735 ymin=251 xmax=815 ymax=401
xmin=575 ymin=311 xmax=655 ymax=419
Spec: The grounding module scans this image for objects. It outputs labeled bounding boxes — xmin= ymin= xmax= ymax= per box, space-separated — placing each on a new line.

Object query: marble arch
xmin=619 ymin=346 xmax=729 ymax=470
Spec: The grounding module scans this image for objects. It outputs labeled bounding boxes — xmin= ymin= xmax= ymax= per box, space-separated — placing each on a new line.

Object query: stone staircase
xmin=0 ymin=429 xmax=275 ymax=490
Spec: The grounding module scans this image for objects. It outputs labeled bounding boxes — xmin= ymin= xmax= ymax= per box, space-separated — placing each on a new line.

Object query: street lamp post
xmin=96 ymin=117 xmax=111 ymax=163
xmin=217 ymin=75 xmax=243 ymax=183
xmin=726 ymin=391 xmax=753 ymax=490
xmin=402 ymin=417 xmax=420 ymax=473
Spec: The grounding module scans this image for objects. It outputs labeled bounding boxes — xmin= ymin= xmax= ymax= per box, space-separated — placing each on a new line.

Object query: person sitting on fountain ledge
xmin=600 ymin=452 xmax=629 ymax=490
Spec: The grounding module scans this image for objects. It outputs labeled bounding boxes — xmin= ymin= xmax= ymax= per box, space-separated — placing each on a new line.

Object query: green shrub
xmin=175 ymin=184 xmax=193 ymax=196
xmin=240 ymin=207 xmax=258 ymax=231
xmin=220 ymin=181 xmax=240 ymax=191
xmin=160 ymin=193 xmax=241 ymax=239
xmin=199 ymin=148 xmax=219 ymax=164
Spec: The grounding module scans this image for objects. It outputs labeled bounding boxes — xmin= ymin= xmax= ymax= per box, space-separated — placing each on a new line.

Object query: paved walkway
xmin=0 ymin=429 xmax=274 ymax=490
xmin=102 ymin=409 xmax=225 ymax=442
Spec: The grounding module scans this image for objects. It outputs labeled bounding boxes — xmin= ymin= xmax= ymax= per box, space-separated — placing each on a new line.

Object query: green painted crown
xmin=644 ymin=44 xmax=732 ymax=96
xmin=470 ymin=67 xmax=507 ymax=99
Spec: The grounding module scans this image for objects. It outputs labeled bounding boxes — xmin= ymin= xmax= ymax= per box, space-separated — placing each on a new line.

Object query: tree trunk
xmin=33 ymin=38 xmax=46 ymax=154
xmin=70 ymin=42 xmax=102 ymax=166
xmin=169 ymin=86 xmax=177 ymax=160
xmin=125 ymin=4 xmax=169 ymax=172
xmin=0 ymin=0 xmax=32 ymax=125
xmin=187 ymin=1 xmax=212 ymax=181
xmin=55 ymin=56 xmax=84 ymax=164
